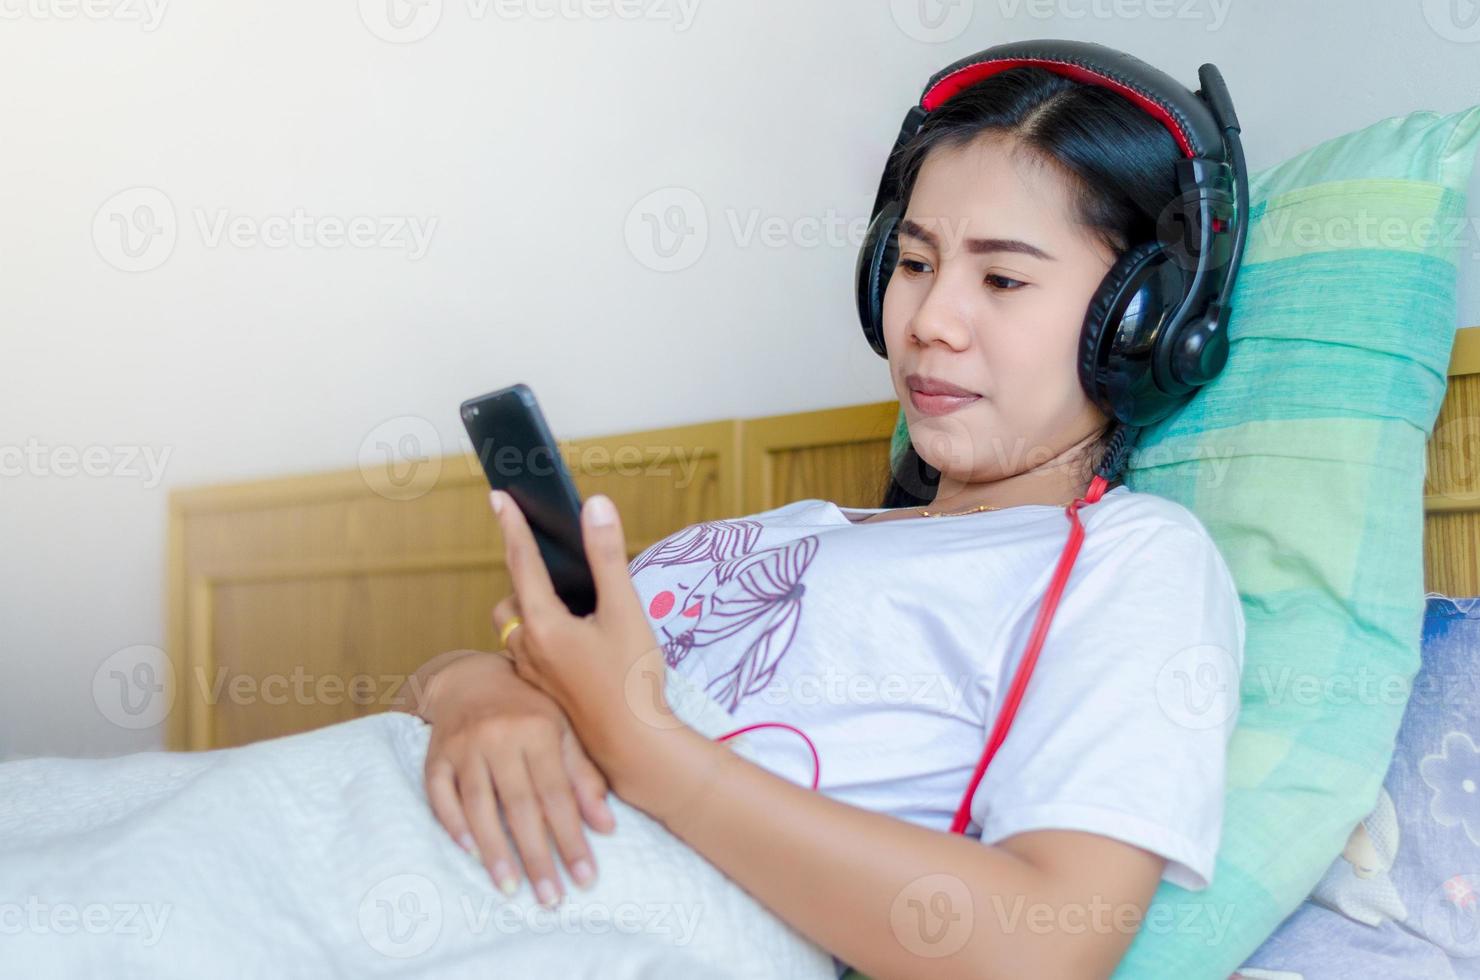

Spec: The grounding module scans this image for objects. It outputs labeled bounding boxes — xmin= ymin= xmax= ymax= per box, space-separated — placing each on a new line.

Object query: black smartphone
xmin=460 ymin=383 xmax=597 ymax=617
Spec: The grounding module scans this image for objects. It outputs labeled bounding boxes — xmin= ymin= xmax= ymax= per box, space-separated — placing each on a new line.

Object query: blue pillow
xmin=1234 ymin=595 xmax=1480 ymax=978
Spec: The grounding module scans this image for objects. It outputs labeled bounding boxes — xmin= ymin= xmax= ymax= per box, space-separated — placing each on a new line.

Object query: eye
xmin=897 ymin=257 xmax=932 ymax=278
xmin=986 ymin=274 xmax=1026 ymax=290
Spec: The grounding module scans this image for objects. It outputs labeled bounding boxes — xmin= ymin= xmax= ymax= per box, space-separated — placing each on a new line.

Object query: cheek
xmin=984 ymin=316 xmax=1090 ymax=417
xmin=987 ymin=304 xmax=1080 ymax=376
xmin=1010 ymin=289 xmax=1093 ymax=380
xmin=880 ymin=271 xmax=920 ymax=346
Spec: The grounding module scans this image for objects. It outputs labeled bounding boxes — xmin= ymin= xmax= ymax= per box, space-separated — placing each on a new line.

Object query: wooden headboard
xmin=1424 ymin=326 xmax=1480 ymax=590
xmin=166 ymin=328 xmax=1480 ymax=750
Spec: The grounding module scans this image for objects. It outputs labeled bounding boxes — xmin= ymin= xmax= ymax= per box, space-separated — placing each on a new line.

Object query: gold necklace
xmin=918 ymin=497 xmax=1076 ymax=518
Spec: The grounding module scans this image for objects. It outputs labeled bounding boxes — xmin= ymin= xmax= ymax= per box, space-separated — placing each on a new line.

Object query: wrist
xmin=419 ymin=651 xmax=514 ymax=723
xmin=611 ymin=723 xmax=737 ymax=831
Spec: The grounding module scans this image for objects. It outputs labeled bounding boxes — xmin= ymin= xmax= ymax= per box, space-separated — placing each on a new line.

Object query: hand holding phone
xmin=460 ymin=384 xmax=598 ymax=617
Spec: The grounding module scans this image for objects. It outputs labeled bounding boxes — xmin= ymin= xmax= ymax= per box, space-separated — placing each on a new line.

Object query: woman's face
xmin=881 ymin=134 xmax=1117 ymax=486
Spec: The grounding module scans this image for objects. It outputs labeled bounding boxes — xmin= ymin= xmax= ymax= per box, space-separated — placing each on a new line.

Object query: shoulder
xmin=725 ymin=499 xmax=836 ymax=526
xmin=631 ymin=500 xmax=823 ymax=565
xmin=1083 ymin=486 xmax=1217 ymax=544
xmin=1078 ymin=488 xmax=1235 ymax=580
xmin=1072 ymin=487 xmax=1246 ymax=653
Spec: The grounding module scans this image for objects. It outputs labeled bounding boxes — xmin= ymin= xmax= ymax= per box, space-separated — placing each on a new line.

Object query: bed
xmin=152 ymin=313 xmax=1480 ymax=973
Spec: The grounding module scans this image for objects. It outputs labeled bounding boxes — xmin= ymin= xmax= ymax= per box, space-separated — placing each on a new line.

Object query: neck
xmin=925 ymin=427 xmax=1105 ymax=513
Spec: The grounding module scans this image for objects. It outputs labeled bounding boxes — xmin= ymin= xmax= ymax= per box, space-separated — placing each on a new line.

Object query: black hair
xmin=877 ymin=66 xmax=1180 ymax=508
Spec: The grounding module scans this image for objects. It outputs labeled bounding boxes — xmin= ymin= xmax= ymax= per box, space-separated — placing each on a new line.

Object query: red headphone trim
xmin=921 ymin=57 xmax=1199 ymax=159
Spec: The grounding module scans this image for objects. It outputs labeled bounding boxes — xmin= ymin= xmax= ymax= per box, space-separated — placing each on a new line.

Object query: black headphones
xmin=856 ymin=39 xmax=1248 ymax=429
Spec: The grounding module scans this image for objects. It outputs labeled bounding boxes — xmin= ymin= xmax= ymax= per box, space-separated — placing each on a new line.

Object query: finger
xmin=490 ymin=739 xmax=565 ymax=908
xmin=561 ymin=728 xmax=616 ymax=835
xmin=491 ymin=594 xmax=522 ymax=662
xmin=525 ymin=735 xmax=599 ymax=890
xmin=455 ymin=753 xmax=521 ymax=897
xmin=490 ymin=490 xmax=563 ymax=620
xmin=509 ymin=642 xmax=545 ymax=693
xmin=492 ymin=593 xmax=520 ymax=627
xmin=425 ymin=756 xmax=477 ymax=853
xmin=578 ymin=494 xmax=639 ymax=621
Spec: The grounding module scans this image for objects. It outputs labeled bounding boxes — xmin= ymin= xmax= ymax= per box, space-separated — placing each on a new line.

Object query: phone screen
xmin=460 ymin=384 xmax=598 ymax=617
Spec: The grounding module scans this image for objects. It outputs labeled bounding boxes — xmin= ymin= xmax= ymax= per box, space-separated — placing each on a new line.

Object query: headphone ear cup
xmin=855 ymin=201 xmax=902 ymax=358
xmin=1079 ymin=240 xmax=1188 ymax=426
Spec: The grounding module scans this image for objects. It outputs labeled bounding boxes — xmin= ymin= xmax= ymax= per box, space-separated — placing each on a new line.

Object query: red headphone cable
xmin=714 ymin=721 xmax=821 ymax=791
xmin=706 ymin=472 xmax=1113 ymax=820
xmin=947 ymin=473 xmax=1112 ymax=834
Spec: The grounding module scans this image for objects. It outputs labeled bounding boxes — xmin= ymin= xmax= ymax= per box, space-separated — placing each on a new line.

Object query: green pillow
xmin=871 ymin=105 xmax=1480 ymax=979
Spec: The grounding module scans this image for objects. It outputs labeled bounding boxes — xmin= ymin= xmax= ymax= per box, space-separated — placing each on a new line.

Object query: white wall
xmin=3 ymin=0 xmax=1477 ymax=758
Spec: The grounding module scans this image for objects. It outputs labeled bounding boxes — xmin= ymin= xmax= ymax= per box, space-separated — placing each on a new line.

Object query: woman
xmin=403 ymin=61 xmax=1246 ymax=980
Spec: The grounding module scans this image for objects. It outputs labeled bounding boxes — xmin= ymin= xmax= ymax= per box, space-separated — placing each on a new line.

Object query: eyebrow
xmin=899 ymin=218 xmax=1056 ymax=262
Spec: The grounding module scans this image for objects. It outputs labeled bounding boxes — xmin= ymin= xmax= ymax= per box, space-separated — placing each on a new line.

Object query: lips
xmin=906 ymin=373 xmax=982 ymax=417
xmin=909 ymin=389 xmax=981 ymax=416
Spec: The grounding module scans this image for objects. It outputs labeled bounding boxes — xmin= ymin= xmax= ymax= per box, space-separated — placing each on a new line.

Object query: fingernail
xmin=570 ymin=858 xmax=596 ymax=889
xmin=595 ymin=797 xmax=616 ymax=831
xmin=458 ymin=832 xmax=477 ymax=853
xmin=535 ymin=878 xmax=561 ymax=907
xmin=492 ymin=860 xmax=518 ymax=896
xmin=585 ymin=494 xmax=616 ymax=527
xmin=489 ymin=490 xmax=504 ymax=514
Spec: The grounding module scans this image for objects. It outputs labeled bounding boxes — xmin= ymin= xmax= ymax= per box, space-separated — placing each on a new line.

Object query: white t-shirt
xmin=627 ymin=484 xmax=1245 ymax=892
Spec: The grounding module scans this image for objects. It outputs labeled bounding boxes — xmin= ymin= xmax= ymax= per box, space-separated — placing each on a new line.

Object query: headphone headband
xmin=919 ymin=45 xmax=1227 ymax=158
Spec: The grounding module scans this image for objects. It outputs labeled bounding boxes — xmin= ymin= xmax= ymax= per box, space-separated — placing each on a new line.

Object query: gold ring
xmin=498 ymin=616 xmax=524 ymax=648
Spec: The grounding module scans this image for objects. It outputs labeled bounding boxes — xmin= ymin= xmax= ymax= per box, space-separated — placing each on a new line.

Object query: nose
xmin=904 ymin=275 xmax=973 ymax=351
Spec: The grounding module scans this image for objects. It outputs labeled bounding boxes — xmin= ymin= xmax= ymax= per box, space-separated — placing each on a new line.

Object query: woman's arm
xmin=486 ymin=489 xmax=1169 ymax=980
xmin=388 ymin=647 xmax=483 ymax=719
xmin=612 ymin=721 xmax=1166 ymax=980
